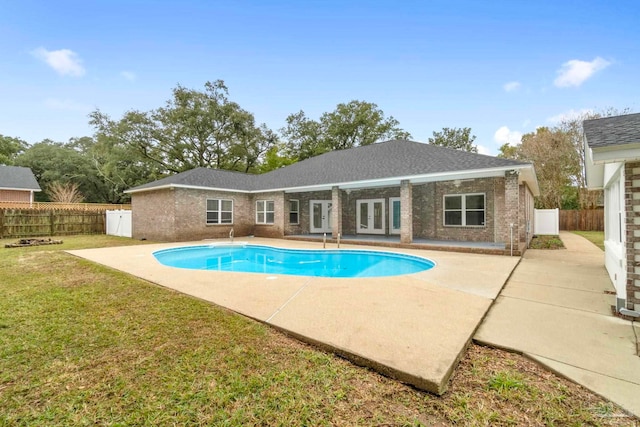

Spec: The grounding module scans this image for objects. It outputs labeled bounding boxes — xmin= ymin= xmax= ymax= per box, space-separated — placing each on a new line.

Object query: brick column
xmin=331 ymin=186 xmax=342 ymax=239
xmin=625 ymin=162 xmax=640 ymax=312
xmin=400 ymin=180 xmax=413 ymax=244
xmin=504 ymin=171 xmax=519 ymax=252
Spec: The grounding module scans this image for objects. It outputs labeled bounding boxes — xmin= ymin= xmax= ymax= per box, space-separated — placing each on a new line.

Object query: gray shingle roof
xmin=128 ymin=139 xmax=531 ymax=193
xmin=584 ymin=113 xmax=640 ymax=148
xmin=0 ymin=165 xmax=41 ymax=191
xmin=253 ymin=139 xmax=529 ymax=190
xmin=128 ymin=167 xmax=255 ymax=192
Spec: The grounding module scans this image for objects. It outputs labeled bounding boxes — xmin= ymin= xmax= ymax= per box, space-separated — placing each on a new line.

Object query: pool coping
xmin=68 ymin=237 xmax=520 ymax=394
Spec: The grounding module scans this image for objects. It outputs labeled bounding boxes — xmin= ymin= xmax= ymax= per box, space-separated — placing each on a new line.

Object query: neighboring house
xmin=126 ymin=139 xmax=539 ymax=253
xmin=584 ymin=112 xmax=640 ymax=318
xmin=0 ymin=165 xmax=41 ymax=203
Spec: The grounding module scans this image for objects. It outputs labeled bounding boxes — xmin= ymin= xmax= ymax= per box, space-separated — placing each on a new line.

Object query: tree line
xmin=497 ymin=108 xmax=630 ymax=209
xmin=0 ymin=79 xmax=627 ymax=208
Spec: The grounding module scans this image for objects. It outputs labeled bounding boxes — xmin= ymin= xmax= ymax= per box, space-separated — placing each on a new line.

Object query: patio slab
xmin=475 ymin=232 xmax=640 ymax=417
xmin=69 ymin=237 xmax=519 ymax=394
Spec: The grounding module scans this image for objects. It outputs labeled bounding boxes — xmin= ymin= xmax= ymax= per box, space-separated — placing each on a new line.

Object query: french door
xmin=389 ymin=197 xmax=401 ymax=235
xmin=310 ymin=200 xmax=332 ymax=233
xmin=357 ymin=199 xmax=385 ymax=235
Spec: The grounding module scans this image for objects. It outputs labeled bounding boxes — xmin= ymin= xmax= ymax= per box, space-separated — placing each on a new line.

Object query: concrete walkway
xmin=475 ymin=231 xmax=640 ymax=417
xmin=69 ymin=237 xmax=519 ymax=395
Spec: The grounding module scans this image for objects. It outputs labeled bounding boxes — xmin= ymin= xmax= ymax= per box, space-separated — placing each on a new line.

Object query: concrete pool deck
xmin=68 ymin=237 xmax=520 ymax=394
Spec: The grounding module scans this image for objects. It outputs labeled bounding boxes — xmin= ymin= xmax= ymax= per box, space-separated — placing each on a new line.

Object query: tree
xmin=281 ymin=111 xmax=326 ymax=161
xmin=321 ymin=100 xmax=411 ymax=151
xmin=14 ymin=140 xmax=108 ymax=202
xmin=79 ymin=135 xmax=161 ymax=203
xmin=282 ymin=101 xmax=410 ymax=161
xmin=89 ymin=80 xmax=276 ymax=175
xmin=47 ymin=181 xmax=84 ymax=203
xmin=557 ymin=107 xmax=632 ymax=209
xmin=497 ymin=143 xmax=518 ymax=159
xmin=0 ymin=134 xmax=27 ymax=165
xmin=428 ymin=127 xmax=478 ymax=152
xmin=509 ymin=127 xmax=580 ymax=209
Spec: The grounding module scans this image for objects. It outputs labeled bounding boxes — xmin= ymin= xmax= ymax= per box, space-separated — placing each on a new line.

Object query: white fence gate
xmin=533 ymin=208 xmax=559 ymax=235
xmin=106 ymin=210 xmax=132 ymax=238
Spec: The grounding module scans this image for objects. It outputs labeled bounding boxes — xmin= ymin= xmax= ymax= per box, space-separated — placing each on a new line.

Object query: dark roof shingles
xmin=0 ymin=165 xmax=41 ymax=191
xmin=584 ymin=113 xmax=640 ymax=149
xmin=129 ymin=140 xmax=530 ymax=193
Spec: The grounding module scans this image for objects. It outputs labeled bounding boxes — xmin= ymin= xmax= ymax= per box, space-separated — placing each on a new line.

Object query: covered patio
xmin=284 ymin=233 xmax=511 ymax=256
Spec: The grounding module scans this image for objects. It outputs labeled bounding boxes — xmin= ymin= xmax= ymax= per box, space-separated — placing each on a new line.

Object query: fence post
xmin=0 ymin=209 xmax=4 ymax=239
xmin=50 ymin=210 xmax=55 ymax=236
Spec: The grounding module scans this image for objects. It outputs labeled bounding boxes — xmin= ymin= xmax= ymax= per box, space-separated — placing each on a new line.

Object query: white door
xmin=357 ymin=199 xmax=385 ymax=235
xmin=389 ymin=197 xmax=401 ymax=235
xmin=310 ymin=200 xmax=332 ymax=233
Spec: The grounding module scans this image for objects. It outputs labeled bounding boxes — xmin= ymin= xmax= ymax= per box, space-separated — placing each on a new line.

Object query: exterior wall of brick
xmin=132 ymin=175 xmax=525 ymax=246
xmin=132 ymin=188 xmax=254 ymax=242
xmin=413 ymin=178 xmax=499 ymax=243
xmin=625 ymin=162 xmax=640 ymax=311
xmin=521 ymin=183 xmax=535 ymax=248
xmin=0 ymin=189 xmax=31 ymax=202
xmin=284 ymin=190 xmax=333 ymax=235
xmin=342 ymin=187 xmax=401 ymax=235
xmin=174 ymin=188 xmax=254 ymax=240
xmin=132 ymin=189 xmax=176 ymax=241
xmin=253 ymin=191 xmax=286 ymax=238
xmin=331 ymin=186 xmax=343 ymax=238
xmin=400 ymin=180 xmax=413 ymax=243
xmin=504 ymin=173 xmax=520 ymax=251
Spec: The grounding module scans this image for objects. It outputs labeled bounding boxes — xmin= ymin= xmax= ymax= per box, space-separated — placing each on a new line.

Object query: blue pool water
xmin=153 ymin=244 xmax=435 ymax=278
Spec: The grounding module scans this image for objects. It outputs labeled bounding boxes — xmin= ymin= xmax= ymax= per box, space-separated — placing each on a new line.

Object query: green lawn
xmin=572 ymin=231 xmax=605 ymax=251
xmin=0 ymin=235 xmax=633 ymax=426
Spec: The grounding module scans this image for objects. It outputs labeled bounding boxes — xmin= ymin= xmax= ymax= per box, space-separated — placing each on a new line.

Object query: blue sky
xmin=1 ymin=0 xmax=638 ymax=155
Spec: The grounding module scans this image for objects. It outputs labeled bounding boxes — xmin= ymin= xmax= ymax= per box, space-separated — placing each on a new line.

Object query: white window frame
xmin=256 ymin=200 xmax=275 ymax=224
xmin=206 ymin=199 xmax=233 ymax=225
xmin=289 ymin=199 xmax=300 ymax=224
xmin=443 ymin=193 xmax=485 ymax=227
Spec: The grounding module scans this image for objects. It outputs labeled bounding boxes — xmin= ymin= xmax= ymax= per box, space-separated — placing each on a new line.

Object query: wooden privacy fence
xmin=0 ymin=209 xmax=105 ymax=239
xmin=559 ymin=209 xmax=604 ymax=231
xmin=0 ymin=201 xmax=130 ymax=211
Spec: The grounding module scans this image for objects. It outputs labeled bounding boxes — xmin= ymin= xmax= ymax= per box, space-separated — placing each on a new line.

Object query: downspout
xmin=509 ymin=223 xmax=514 ymax=256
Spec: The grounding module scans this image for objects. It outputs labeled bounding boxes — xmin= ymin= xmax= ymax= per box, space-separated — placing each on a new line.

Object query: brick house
xmin=0 ymin=165 xmax=41 ymax=204
xmin=584 ymin=113 xmax=640 ymax=318
xmin=127 ymin=140 xmax=539 ymax=253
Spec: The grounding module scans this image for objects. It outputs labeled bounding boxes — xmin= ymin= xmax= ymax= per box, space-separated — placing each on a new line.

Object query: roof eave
xmin=590 ymin=143 xmax=640 ymax=164
xmin=0 ymin=186 xmax=41 ymax=192
xmin=272 ymin=164 xmax=537 ymax=194
xmin=125 ymin=183 xmax=252 ymax=194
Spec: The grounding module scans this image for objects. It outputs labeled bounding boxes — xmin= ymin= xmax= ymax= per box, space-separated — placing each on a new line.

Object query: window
xmin=289 ymin=199 xmax=299 ymax=224
xmin=444 ymin=193 xmax=485 ymax=226
xmin=206 ymin=199 xmax=233 ymax=224
xmin=256 ymin=200 xmax=275 ymax=224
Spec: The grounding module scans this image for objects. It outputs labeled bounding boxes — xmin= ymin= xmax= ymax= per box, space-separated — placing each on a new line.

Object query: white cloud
xmin=476 ymin=144 xmax=491 ymax=155
xmin=494 ymin=126 xmax=523 ymax=146
xmin=31 ymin=47 xmax=85 ymax=77
xmin=553 ymin=57 xmax=610 ymax=88
xmin=44 ymin=98 xmax=91 ymax=112
xmin=503 ymin=81 xmax=521 ymax=92
xmin=120 ymin=71 xmax=136 ymax=81
xmin=547 ymin=108 xmax=594 ymax=124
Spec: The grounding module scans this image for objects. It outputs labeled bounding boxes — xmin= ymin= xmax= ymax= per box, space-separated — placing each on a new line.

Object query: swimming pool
xmin=153 ymin=244 xmax=435 ymax=278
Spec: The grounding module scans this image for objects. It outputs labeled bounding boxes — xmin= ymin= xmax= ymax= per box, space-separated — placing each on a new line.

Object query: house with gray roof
xmin=126 ymin=139 xmax=539 ymax=253
xmin=585 ymin=112 xmax=640 ymax=318
xmin=0 ymin=165 xmax=41 ymax=204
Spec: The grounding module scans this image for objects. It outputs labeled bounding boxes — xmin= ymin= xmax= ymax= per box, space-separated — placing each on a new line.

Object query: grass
xmin=529 ymin=235 xmax=565 ymax=249
xmin=572 ymin=231 xmax=605 ymax=251
xmin=0 ymin=235 xmax=635 ymax=426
